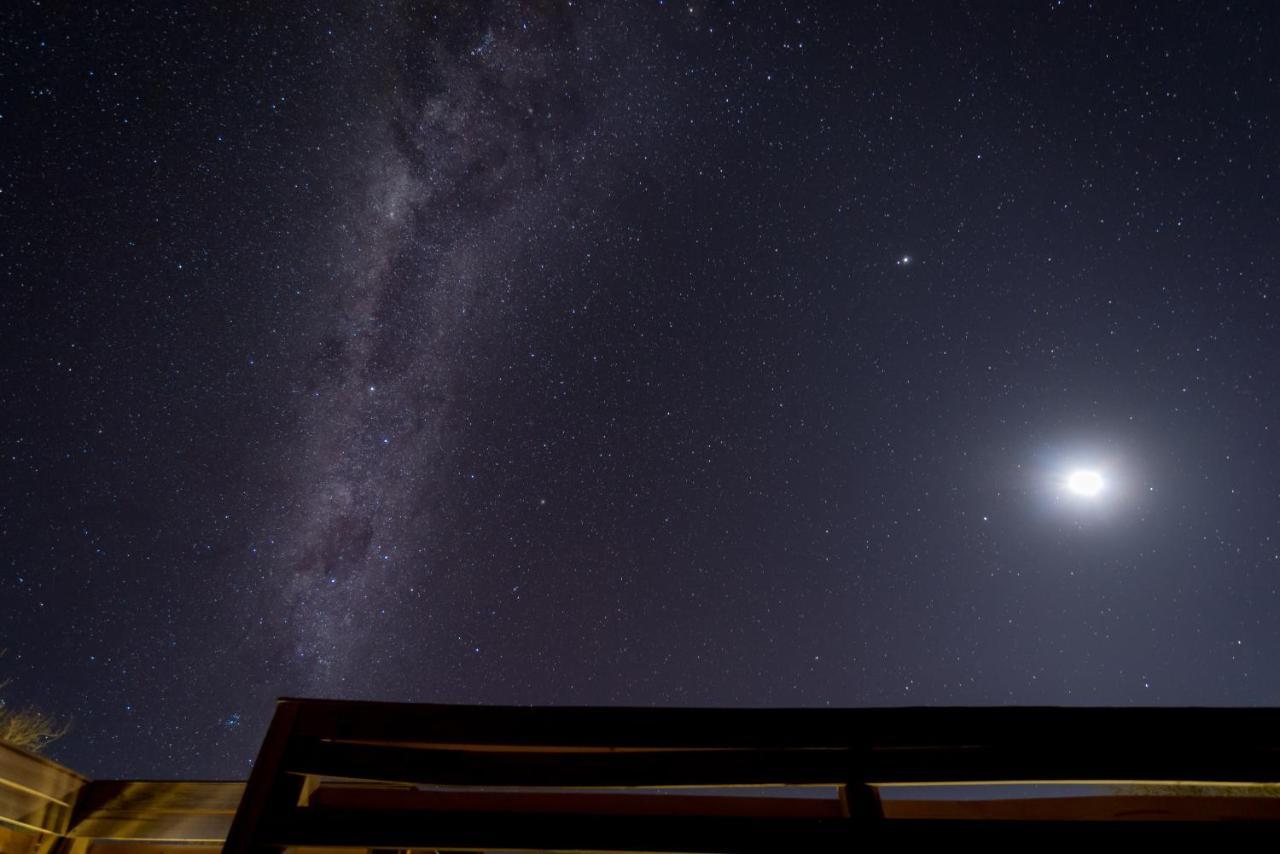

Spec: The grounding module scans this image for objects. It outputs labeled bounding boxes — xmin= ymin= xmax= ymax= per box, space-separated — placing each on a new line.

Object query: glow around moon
xmin=1029 ymin=446 xmax=1140 ymax=521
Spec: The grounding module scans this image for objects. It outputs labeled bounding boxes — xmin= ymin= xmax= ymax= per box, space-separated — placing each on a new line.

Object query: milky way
xmin=261 ymin=3 xmax=603 ymax=690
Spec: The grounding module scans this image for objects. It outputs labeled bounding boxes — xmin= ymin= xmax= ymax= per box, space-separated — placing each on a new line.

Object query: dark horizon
xmin=3 ymin=1 xmax=1278 ymax=779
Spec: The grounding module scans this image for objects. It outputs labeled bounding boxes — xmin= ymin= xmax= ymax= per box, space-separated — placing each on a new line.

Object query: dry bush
xmin=0 ymin=702 xmax=69 ymax=752
xmin=0 ymin=651 xmax=70 ymax=753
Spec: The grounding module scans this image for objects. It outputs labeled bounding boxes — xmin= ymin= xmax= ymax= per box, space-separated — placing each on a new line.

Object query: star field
xmin=2 ymin=2 xmax=1279 ymax=778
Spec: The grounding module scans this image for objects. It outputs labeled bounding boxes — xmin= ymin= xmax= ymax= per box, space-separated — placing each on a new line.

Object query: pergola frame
xmin=223 ymin=700 xmax=1280 ymax=850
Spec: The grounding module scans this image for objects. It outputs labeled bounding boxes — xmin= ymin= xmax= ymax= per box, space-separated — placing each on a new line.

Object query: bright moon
xmin=1066 ymin=469 xmax=1104 ymax=497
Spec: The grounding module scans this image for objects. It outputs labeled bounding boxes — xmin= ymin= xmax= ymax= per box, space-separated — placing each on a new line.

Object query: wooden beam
xmin=222 ymin=700 xmax=302 ymax=854
xmin=0 ymin=742 xmax=86 ymax=836
xmin=306 ymin=786 xmax=847 ymax=818
xmin=66 ymin=780 xmax=243 ymax=843
xmin=282 ymin=700 xmax=1280 ymax=757
xmin=262 ymin=807 xmax=1273 ymax=849
xmin=292 ymin=740 xmax=854 ymax=787
xmin=264 ymin=807 xmax=856 ymax=852
xmin=0 ymin=784 xmax=71 ymax=836
xmin=277 ymin=700 xmax=1280 ymax=783
xmin=884 ymin=793 xmax=1280 ymax=822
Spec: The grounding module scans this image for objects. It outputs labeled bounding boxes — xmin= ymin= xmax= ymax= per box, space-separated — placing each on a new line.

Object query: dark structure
xmin=5 ymin=701 xmax=1280 ymax=851
xmin=225 ymin=700 xmax=1280 ymax=850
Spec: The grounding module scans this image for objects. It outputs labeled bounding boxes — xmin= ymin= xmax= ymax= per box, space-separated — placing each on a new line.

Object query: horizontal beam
xmin=289 ymin=738 xmax=1280 ymax=785
xmin=275 ymin=698 xmax=1280 ymax=784
xmin=0 ymin=742 xmax=85 ymax=835
xmin=306 ymin=786 xmax=848 ymax=818
xmin=266 ymin=808 xmax=856 ymax=852
xmin=285 ymin=699 xmax=1280 ymax=756
xmin=67 ymin=781 xmax=243 ymax=842
xmin=264 ymin=808 xmax=1271 ymax=850
xmin=292 ymin=741 xmax=854 ymax=786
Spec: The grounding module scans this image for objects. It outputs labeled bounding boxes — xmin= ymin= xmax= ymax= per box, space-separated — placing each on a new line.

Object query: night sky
xmin=3 ymin=2 xmax=1279 ymax=780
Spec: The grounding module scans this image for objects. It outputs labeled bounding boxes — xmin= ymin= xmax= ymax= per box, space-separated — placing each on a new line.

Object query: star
xmin=8 ymin=0 xmax=1272 ymax=781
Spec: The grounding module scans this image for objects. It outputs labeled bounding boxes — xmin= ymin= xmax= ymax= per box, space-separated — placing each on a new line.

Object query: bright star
xmin=1066 ymin=469 xmax=1104 ymax=497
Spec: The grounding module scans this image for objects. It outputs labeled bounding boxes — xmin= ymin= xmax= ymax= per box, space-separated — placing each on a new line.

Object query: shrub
xmin=0 ymin=702 xmax=69 ymax=753
xmin=0 ymin=651 xmax=69 ymax=753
